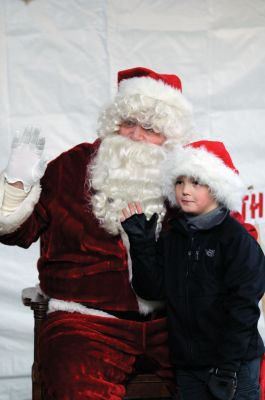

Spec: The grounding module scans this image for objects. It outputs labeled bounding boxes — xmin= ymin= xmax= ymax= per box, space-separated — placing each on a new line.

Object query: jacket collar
xmin=171 ymin=206 xmax=229 ymax=233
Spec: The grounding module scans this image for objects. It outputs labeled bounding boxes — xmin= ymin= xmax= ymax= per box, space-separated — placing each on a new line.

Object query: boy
xmin=121 ymin=140 xmax=265 ymax=400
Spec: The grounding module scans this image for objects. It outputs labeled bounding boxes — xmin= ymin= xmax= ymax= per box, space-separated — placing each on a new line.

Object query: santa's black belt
xmin=81 ymin=306 xmax=165 ymax=321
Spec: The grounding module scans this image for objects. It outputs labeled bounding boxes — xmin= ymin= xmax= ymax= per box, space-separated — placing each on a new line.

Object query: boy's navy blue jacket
xmin=124 ymin=211 xmax=265 ymax=372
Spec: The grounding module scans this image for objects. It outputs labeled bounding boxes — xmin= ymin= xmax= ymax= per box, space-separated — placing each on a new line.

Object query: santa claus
xmin=0 ymin=67 xmax=261 ymax=400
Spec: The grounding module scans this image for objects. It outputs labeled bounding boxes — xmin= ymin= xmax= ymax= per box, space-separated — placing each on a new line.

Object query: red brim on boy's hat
xmin=97 ymin=66 xmax=195 ymax=144
xmin=161 ymin=140 xmax=244 ymax=211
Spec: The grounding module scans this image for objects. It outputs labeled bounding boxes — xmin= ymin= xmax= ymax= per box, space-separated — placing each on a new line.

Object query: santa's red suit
xmin=0 ymin=67 xmax=264 ymax=399
xmin=0 ymin=140 xmax=174 ymax=399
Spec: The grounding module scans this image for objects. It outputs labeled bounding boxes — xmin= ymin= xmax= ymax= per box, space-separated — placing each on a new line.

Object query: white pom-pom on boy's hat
xmin=161 ymin=140 xmax=244 ymax=211
xmin=98 ymin=66 xmax=194 ymax=144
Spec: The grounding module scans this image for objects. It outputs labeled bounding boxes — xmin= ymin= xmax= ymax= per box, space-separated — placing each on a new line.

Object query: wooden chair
xmin=22 ymin=287 xmax=173 ymax=400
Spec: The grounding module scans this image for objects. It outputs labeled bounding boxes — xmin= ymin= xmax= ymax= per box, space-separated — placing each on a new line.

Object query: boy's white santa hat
xmin=161 ymin=140 xmax=244 ymax=211
xmin=98 ymin=66 xmax=194 ymax=144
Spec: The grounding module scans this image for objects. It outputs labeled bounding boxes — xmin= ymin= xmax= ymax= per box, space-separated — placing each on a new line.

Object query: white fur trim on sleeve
xmin=0 ymin=173 xmax=41 ymax=235
xmin=48 ymin=298 xmax=118 ymax=318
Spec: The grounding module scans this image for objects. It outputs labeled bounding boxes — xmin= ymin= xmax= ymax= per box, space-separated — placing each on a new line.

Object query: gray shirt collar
xmin=183 ymin=206 xmax=229 ymax=231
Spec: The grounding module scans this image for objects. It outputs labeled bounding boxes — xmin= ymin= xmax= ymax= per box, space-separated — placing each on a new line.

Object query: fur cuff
xmin=0 ymin=173 xmax=41 ymax=235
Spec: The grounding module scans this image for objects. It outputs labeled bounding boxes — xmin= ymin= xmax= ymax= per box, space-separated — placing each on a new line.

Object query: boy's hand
xmin=4 ymin=126 xmax=47 ymax=193
xmin=121 ymin=202 xmax=158 ymax=240
xmin=207 ymin=368 xmax=237 ymax=400
xmin=120 ymin=201 xmax=143 ymax=221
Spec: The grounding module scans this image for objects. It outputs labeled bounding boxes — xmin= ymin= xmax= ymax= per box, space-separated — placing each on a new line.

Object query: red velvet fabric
xmin=0 ymin=141 xmax=140 ymax=310
xmin=38 ymin=312 xmax=174 ymax=400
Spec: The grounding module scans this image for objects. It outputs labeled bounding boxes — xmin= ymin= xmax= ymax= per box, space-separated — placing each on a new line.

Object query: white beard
xmin=88 ymin=135 xmax=167 ymax=314
xmin=88 ymin=135 xmax=167 ymax=236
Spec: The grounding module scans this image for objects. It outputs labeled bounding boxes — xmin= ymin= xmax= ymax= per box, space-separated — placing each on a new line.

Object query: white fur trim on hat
xmin=98 ymin=76 xmax=195 ymax=145
xmin=161 ymin=145 xmax=244 ymax=211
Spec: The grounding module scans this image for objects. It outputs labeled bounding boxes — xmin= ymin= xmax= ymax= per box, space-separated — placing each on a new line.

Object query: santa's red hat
xmin=161 ymin=140 xmax=244 ymax=210
xmin=117 ymin=66 xmax=183 ymax=92
xmin=98 ymin=67 xmax=194 ymax=144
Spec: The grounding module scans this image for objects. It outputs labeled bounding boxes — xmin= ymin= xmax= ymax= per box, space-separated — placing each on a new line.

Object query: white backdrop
xmin=0 ymin=0 xmax=265 ymax=398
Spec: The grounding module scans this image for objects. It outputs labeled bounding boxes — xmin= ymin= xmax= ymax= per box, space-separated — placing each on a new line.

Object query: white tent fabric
xmin=0 ymin=0 xmax=265 ymax=398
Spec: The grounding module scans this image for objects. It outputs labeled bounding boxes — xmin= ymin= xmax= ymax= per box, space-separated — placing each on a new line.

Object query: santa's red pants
xmin=37 ymin=311 xmax=265 ymax=399
xmin=37 ymin=311 xmax=174 ymax=400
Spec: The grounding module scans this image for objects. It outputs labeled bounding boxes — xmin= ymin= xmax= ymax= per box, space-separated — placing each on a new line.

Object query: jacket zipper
xmin=185 ymin=236 xmax=194 ymax=362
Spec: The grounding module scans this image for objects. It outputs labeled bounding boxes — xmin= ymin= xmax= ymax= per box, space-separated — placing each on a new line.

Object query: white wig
xmin=98 ymin=70 xmax=195 ymax=145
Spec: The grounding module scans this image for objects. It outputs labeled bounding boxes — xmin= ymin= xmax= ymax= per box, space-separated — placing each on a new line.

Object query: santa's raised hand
xmin=4 ymin=126 xmax=47 ymax=193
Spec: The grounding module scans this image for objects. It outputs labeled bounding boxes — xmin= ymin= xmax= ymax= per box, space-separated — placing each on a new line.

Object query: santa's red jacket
xmin=0 ymin=140 xmax=144 ymax=311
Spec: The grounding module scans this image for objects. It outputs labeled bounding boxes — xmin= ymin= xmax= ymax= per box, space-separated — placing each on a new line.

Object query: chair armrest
xmin=22 ymin=286 xmax=49 ymax=314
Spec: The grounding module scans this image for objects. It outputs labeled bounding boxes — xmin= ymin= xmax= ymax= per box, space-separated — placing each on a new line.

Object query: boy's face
xmin=175 ymin=176 xmax=219 ymax=215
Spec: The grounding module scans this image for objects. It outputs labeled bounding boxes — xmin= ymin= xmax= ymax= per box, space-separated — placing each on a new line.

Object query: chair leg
xmin=22 ymin=287 xmax=49 ymax=400
xmin=32 ymin=361 xmax=43 ymax=400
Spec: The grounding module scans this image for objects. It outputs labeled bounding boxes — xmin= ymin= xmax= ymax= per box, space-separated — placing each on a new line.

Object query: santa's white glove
xmin=4 ymin=126 xmax=47 ymax=193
